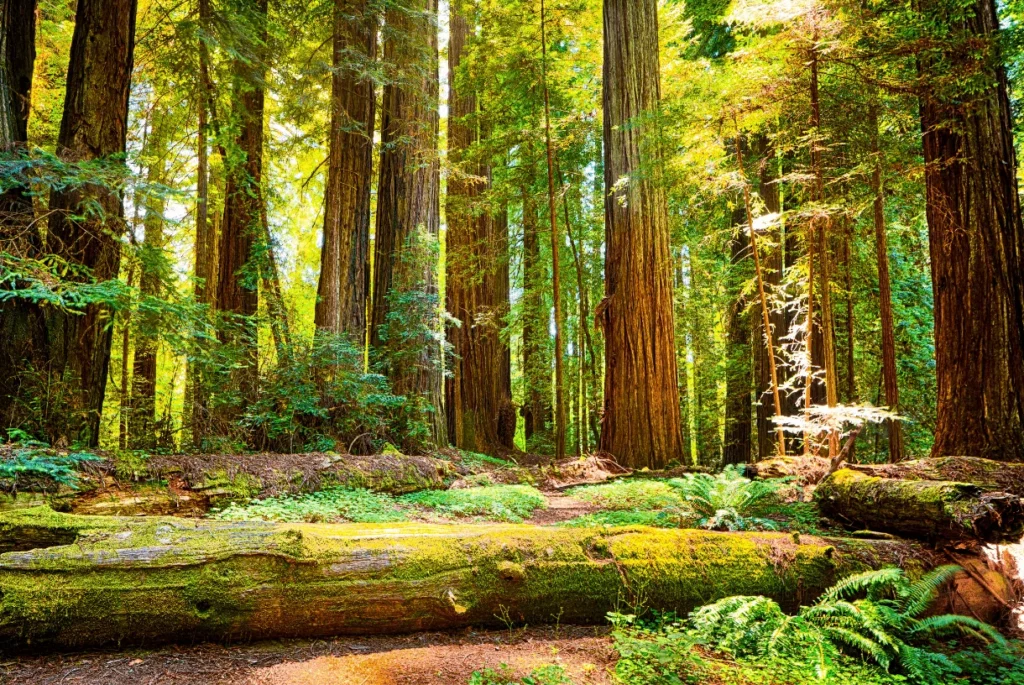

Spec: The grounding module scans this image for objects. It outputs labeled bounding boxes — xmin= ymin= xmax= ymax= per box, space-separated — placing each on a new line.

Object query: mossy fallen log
xmin=815 ymin=469 xmax=1024 ymax=543
xmin=0 ymin=507 xmax=934 ymax=652
xmin=846 ymin=456 xmax=1024 ymax=498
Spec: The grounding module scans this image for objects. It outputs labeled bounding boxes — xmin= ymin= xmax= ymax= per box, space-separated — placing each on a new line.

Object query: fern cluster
xmin=665 ymin=465 xmax=786 ymax=531
xmin=689 ymin=566 xmax=1005 ymax=683
xmin=0 ymin=445 xmax=101 ymax=493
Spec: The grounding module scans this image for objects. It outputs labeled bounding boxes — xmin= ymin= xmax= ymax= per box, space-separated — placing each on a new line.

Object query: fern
xmin=667 ymin=465 xmax=786 ymax=531
xmin=687 ymin=565 xmax=1003 ymax=683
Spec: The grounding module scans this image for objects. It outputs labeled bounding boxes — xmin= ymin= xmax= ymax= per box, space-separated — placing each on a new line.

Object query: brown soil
xmin=528 ymin=494 xmax=599 ymax=525
xmin=0 ymin=626 xmax=616 ymax=685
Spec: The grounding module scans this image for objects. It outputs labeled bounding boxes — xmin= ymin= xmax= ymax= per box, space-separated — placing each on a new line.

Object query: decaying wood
xmin=846 ymin=456 xmax=1024 ymax=498
xmin=0 ymin=507 xmax=937 ymax=651
xmin=815 ymin=468 xmax=1024 ymax=543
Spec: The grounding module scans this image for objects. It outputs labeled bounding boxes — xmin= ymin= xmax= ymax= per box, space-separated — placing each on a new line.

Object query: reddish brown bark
xmin=920 ymin=0 xmax=1024 ymax=461
xmin=444 ymin=0 xmax=513 ymax=453
xmin=315 ymin=0 xmax=377 ymax=339
xmin=599 ymin=0 xmax=685 ymax=468
xmin=370 ymin=0 xmax=443 ymax=439
xmin=215 ymin=0 xmax=267 ymax=412
xmin=43 ymin=0 xmax=138 ymax=446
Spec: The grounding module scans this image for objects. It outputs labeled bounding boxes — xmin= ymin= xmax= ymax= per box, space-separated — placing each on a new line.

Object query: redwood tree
xmin=600 ymin=0 xmax=685 ymax=468
xmin=315 ymin=0 xmax=377 ymax=338
xmin=216 ymin=0 xmax=267 ymax=412
xmin=370 ymin=0 xmax=443 ymax=438
xmin=920 ymin=0 xmax=1024 ymax=461
xmin=44 ymin=0 xmax=138 ymax=445
xmin=444 ymin=0 xmax=513 ymax=453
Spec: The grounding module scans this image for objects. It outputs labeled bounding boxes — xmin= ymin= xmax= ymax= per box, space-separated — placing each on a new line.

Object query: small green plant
xmin=401 ymin=485 xmax=546 ymax=522
xmin=211 ymin=486 xmax=408 ymax=523
xmin=666 ymin=465 xmax=785 ymax=531
xmin=689 ymin=565 xmax=1005 ymax=683
xmin=567 ymin=479 xmax=684 ymax=511
xmin=0 ymin=447 xmax=102 ymax=493
xmin=468 ymin=664 xmax=571 ymax=685
xmin=457 ymin=449 xmax=517 ymax=469
xmin=558 ymin=511 xmax=672 ymax=528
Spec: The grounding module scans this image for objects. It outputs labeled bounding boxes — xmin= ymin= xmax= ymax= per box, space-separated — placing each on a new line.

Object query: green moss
xmin=211 ymin=487 xmax=409 ymax=523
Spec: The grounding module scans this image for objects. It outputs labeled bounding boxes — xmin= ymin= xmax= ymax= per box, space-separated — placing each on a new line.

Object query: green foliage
xmin=468 ymin=664 xmax=571 ymax=685
xmin=400 ymin=485 xmax=546 ymax=523
xmin=241 ymin=332 xmax=432 ymax=454
xmin=0 ymin=446 xmax=102 ymax=492
xmin=457 ymin=450 xmax=518 ymax=469
xmin=664 ymin=466 xmax=785 ymax=531
xmin=211 ymin=486 xmax=407 ymax=524
xmin=688 ymin=566 xmax=1006 ymax=683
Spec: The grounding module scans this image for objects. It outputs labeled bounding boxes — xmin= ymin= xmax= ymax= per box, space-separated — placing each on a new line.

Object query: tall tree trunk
xmin=0 ymin=0 xmax=42 ymax=437
xmin=44 ymin=0 xmax=138 ymax=447
xmin=919 ymin=0 xmax=1024 ymax=461
xmin=370 ymin=0 xmax=444 ymax=442
xmin=190 ymin=0 xmax=218 ymax=447
xmin=599 ymin=0 xmax=685 ymax=469
xmin=869 ymin=101 xmax=903 ymax=463
xmin=723 ymin=204 xmax=753 ymax=465
xmin=539 ymin=0 xmax=566 ymax=461
xmin=315 ymin=0 xmax=377 ymax=339
xmin=215 ymin=0 xmax=267 ymax=418
xmin=445 ymin=0 xmax=512 ymax=454
xmin=754 ymin=140 xmax=787 ymax=459
xmin=521 ymin=182 xmax=552 ymax=449
xmin=128 ymin=111 xmax=171 ymax=449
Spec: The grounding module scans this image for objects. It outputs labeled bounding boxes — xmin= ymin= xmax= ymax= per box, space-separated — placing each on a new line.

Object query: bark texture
xmin=315 ymin=0 xmax=377 ymax=338
xmin=846 ymin=456 xmax=1024 ymax=497
xmin=0 ymin=507 xmax=934 ymax=651
xmin=0 ymin=0 xmax=41 ymax=435
xmin=920 ymin=0 xmax=1024 ymax=461
xmin=815 ymin=468 xmax=1024 ymax=543
xmin=370 ymin=0 xmax=443 ymax=439
xmin=42 ymin=0 xmax=138 ymax=446
xmin=444 ymin=1 xmax=513 ymax=454
xmin=521 ymin=182 xmax=552 ymax=448
xmin=215 ymin=0 xmax=267 ymax=414
xmin=600 ymin=0 xmax=684 ymax=468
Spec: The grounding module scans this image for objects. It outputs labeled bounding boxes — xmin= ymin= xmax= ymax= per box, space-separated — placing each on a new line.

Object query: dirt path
xmin=527 ymin=493 xmax=598 ymax=525
xmin=0 ymin=626 xmax=616 ymax=685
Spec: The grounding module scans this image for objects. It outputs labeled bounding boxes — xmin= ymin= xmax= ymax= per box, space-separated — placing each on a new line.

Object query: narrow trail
xmin=527 ymin=493 xmax=598 ymax=525
xmin=1 ymin=626 xmax=616 ymax=685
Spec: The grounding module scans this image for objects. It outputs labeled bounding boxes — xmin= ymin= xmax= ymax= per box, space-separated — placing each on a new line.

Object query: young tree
xmin=315 ymin=0 xmax=378 ymax=338
xmin=919 ymin=0 xmax=1024 ymax=461
xmin=44 ymin=0 xmax=138 ymax=446
xmin=600 ymin=0 xmax=686 ymax=468
xmin=445 ymin=0 xmax=513 ymax=454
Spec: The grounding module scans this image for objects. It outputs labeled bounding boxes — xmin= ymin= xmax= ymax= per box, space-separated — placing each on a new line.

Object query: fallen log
xmin=746 ymin=456 xmax=830 ymax=484
xmin=0 ymin=507 xmax=935 ymax=652
xmin=814 ymin=469 xmax=1024 ymax=543
xmin=846 ymin=456 xmax=1024 ymax=498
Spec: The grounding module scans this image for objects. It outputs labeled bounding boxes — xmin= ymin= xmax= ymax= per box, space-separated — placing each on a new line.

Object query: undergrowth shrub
xmin=401 ymin=485 xmax=546 ymax=522
xmin=0 ymin=444 xmax=101 ymax=493
xmin=665 ymin=466 xmax=786 ymax=531
xmin=211 ymin=486 xmax=407 ymax=523
xmin=468 ymin=664 xmax=571 ymax=685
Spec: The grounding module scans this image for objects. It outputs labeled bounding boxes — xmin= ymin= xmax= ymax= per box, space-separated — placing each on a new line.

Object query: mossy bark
xmin=846 ymin=456 xmax=1024 ymax=497
xmin=0 ymin=507 xmax=931 ymax=651
xmin=815 ymin=468 xmax=1024 ymax=542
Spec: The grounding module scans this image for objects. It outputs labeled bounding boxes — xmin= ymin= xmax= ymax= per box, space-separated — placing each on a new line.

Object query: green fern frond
xmin=902 ymin=565 xmax=962 ymax=618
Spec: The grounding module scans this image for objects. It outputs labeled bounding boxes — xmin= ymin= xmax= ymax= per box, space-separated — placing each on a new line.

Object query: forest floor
xmin=0 ymin=626 xmax=617 ymax=685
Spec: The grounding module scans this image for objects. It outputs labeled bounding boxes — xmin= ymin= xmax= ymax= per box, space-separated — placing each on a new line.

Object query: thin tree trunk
xmin=129 ymin=111 xmax=171 ymax=450
xmin=599 ymin=0 xmax=685 ymax=469
xmin=723 ymin=203 xmax=753 ymax=465
xmin=315 ymin=0 xmax=377 ymax=339
xmin=521 ymin=182 xmax=552 ymax=448
xmin=869 ymin=101 xmax=903 ymax=463
xmin=44 ymin=0 xmax=138 ymax=447
xmin=445 ymin=0 xmax=512 ymax=454
xmin=370 ymin=0 xmax=444 ymax=443
xmin=919 ymin=0 xmax=1024 ymax=461
xmin=539 ymin=0 xmax=566 ymax=461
